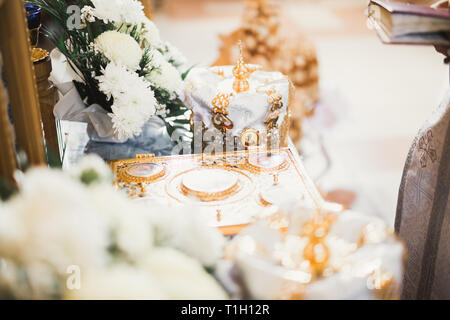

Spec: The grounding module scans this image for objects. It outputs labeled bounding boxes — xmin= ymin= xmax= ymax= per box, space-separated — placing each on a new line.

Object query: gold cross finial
xmin=233 ymin=41 xmax=250 ymax=93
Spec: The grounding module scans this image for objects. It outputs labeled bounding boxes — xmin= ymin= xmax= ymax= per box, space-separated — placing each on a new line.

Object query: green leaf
xmin=46 ymin=147 xmax=62 ymax=169
xmin=166 ymin=108 xmax=189 ymax=118
xmin=171 ymin=118 xmax=191 ymax=124
xmin=181 ymin=65 xmax=196 ymax=80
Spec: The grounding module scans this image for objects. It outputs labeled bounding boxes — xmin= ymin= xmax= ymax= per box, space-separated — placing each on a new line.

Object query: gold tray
xmin=112 ymin=148 xmax=325 ymax=236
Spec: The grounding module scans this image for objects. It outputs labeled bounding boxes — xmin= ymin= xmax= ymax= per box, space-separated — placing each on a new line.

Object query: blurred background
xmin=149 ymin=0 xmax=448 ymax=225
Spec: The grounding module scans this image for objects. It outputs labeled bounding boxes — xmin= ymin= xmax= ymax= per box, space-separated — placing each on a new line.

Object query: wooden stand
xmin=140 ymin=0 xmax=153 ymax=19
xmin=0 ymin=0 xmax=46 ymax=166
xmin=34 ymin=57 xmax=59 ymax=160
xmin=0 ymin=63 xmax=17 ymax=185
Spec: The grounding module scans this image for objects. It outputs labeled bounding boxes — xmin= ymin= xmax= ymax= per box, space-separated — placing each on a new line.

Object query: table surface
xmin=59 ymin=0 xmax=449 ymax=227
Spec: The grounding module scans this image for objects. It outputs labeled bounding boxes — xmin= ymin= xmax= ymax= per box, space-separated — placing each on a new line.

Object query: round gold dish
xmin=118 ymin=162 xmax=167 ymax=185
xmin=166 ymin=165 xmax=255 ymax=206
xmin=180 ymin=167 xmax=240 ymax=202
xmin=243 ymin=153 xmax=289 ymax=174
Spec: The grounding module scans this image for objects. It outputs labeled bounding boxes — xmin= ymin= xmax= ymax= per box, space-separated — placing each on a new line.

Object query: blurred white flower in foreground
xmin=0 ymin=156 xmax=227 ymax=300
xmin=150 ymin=204 xmax=226 ymax=268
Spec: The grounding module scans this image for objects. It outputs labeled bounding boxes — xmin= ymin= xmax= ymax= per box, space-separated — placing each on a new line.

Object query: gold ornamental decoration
xmin=115 ymin=155 xmax=168 ymax=197
xmin=240 ymin=128 xmax=260 ymax=148
xmin=301 ymin=212 xmax=336 ymax=278
xmin=118 ymin=162 xmax=167 ymax=185
xmin=31 ymin=47 xmax=49 ymax=64
xmin=211 ymin=93 xmax=234 ymax=133
xmin=232 ymin=41 xmax=250 ymax=94
xmin=264 ymin=88 xmax=284 ymax=131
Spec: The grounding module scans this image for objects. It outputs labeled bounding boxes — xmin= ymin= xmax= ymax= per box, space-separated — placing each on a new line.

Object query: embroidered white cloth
xmin=227 ymin=209 xmax=405 ymax=300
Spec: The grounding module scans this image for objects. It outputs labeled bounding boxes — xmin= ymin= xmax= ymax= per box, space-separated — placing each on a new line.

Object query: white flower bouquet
xmin=0 ymin=155 xmax=227 ymax=300
xmin=31 ymin=0 xmax=191 ymax=142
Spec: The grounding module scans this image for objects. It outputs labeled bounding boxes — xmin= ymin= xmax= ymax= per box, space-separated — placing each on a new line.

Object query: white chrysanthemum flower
xmin=0 ymin=166 xmax=227 ymax=300
xmin=161 ymin=41 xmax=188 ymax=70
xmin=114 ymin=83 xmax=157 ymax=118
xmin=146 ymin=50 xmax=184 ymax=97
xmin=140 ymin=248 xmax=228 ymax=300
xmin=88 ymin=0 xmax=145 ymax=25
xmin=149 ymin=204 xmax=226 ymax=267
xmin=141 ymin=18 xmax=161 ymax=47
xmin=88 ymin=1 xmax=120 ymax=23
xmin=96 ymin=63 xmax=128 ymax=100
xmin=120 ymin=0 xmax=147 ymax=25
xmin=155 ymin=103 xmax=169 ymax=116
xmin=65 ymin=265 xmax=166 ymax=300
xmin=0 ymin=168 xmax=110 ymax=274
xmin=94 ymin=31 xmax=142 ymax=70
xmin=87 ymin=186 xmax=154 ymax=260
xmin=81 ymin=6 xmax=95 ymax=24
xmin=97 ymin=62 xmax=157 ymax=139
xmin=109 ymin=104 xmax=147 ymax=140
xmin=68 ymin=154 xmax=113 ymax=185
